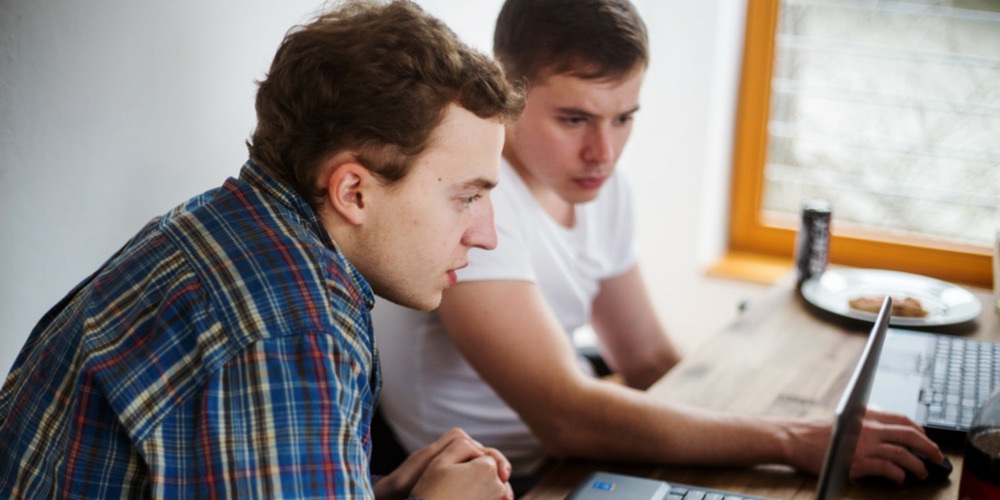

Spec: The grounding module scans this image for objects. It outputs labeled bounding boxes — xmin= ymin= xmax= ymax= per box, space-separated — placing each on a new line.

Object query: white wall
xmin=0 ymin=0 xmax=762 ymax=380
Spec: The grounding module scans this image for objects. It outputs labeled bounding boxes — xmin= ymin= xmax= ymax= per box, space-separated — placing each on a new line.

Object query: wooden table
xmin=523 ymin=277 xmax=999 ymax=499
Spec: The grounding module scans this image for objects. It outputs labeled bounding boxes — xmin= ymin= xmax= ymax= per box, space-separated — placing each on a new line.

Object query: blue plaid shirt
xmin=0 ymin=161 xmax=381 ymax=498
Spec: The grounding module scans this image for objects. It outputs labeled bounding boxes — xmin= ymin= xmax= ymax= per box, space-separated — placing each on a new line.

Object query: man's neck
xmin=505 ymin=154 xmax=576 ymax=228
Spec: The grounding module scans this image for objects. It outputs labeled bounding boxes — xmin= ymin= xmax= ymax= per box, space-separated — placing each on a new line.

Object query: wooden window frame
xmin=727 ymin=0 xmax=992 ymax=289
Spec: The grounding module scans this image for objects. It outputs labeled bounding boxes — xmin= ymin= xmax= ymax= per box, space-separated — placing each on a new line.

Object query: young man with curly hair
xmin=0 ymin=1 xmax=523 ymax=498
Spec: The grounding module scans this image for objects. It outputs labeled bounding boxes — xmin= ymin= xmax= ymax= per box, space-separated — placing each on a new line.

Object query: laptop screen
xmin=814 ymin=296 xmax=892 ymax=500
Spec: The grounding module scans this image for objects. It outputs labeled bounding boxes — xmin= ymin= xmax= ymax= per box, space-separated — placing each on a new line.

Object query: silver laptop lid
xmin=814 ymin=296 xmax=893 ymax=500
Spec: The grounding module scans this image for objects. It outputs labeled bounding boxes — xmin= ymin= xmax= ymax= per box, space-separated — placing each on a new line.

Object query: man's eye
xmin=462 ymin=194 xmax=482 ymax=207
xmin=616 ymin=115 xmax=634 ymax=125
xmin=560 ymin=116 xmax=586 ymax=126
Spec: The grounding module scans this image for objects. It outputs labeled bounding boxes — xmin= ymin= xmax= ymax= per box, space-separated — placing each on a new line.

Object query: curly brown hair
xmin=248 ymin=0 xmax=524 ymax=210
xmin=493 ymin=0 xmax=648 ymax=86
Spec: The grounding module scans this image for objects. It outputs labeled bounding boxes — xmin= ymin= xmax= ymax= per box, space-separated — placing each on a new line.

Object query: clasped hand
xmin=374 ymin=427 xmax=514 ymax=500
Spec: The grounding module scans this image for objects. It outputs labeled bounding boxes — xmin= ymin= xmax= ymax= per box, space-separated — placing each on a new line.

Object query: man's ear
xmin=323 ymin=154 xmax=371 ymax=226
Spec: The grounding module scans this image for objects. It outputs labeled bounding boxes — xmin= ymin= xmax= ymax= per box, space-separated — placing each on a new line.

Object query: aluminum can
xmin=794 ymin=199 xmax=831 ymax=288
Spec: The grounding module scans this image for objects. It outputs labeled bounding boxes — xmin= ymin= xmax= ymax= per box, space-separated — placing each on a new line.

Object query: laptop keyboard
xmin=666 ymin=484 xmax=766 ymax=500
xmin=922 ymin=335 xmax=1000 ymax=430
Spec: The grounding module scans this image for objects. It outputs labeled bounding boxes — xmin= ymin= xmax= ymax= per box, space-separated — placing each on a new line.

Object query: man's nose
xmin=583 ymin=125 xmax=614 ymax=165
xmin=464 ymin=202 xmax=498 ymax=251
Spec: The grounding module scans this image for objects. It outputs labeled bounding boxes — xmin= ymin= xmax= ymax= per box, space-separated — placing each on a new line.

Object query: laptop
xmin=567 ymin=297 xmax=894 ymax=500
xmin=869 ymin=328 xmax=1000 ymax=441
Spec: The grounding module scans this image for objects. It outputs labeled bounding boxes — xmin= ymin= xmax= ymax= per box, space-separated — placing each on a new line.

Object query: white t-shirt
xmin=373 ymin=159 xmax=637 ymax=475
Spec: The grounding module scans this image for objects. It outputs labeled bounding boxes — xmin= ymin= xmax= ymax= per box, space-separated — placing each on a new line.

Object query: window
xmin=729 ymin=0 xmax=998 ymax=288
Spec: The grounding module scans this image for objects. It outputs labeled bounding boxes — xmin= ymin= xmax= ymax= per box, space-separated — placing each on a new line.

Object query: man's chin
xmin=564 ymin=189 xmax=600 ymax=206
xmin=377 ymin=291 xmax=442 ymax=312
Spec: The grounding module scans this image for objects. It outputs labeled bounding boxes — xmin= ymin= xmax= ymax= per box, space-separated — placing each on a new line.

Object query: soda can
xmin=794 ymin=199 xmax=832 ymax=288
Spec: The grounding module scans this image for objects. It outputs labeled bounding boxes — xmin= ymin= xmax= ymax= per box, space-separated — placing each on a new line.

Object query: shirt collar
xmin=238 ymin=160 xmax=375 ymax=310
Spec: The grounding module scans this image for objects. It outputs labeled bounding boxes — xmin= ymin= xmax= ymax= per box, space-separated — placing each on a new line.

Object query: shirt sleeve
xmin=140 ymin=333 xmax=375 ymax=498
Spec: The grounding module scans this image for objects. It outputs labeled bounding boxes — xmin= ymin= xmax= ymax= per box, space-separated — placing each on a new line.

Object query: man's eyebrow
xmin=554 ymin=105 xmax=641 ymax=117
xmin=455 ymin=177 xmax=498 ymax=191
xmin=554 ymin=107 xmax=595 ymax=117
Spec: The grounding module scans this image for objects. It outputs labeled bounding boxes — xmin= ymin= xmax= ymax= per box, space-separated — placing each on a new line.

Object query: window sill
xmin=705 ymin=251 xmax=793 ymax=285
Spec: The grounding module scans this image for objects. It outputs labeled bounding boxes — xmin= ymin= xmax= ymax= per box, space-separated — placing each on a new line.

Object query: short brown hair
xmin=493 ymin=0 xmax=648 ymax=86
xmin=248 ymin=0 xmax=524 ymax=209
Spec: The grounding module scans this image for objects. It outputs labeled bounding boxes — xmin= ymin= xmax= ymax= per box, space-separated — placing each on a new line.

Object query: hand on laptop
xmin=374 ymin=427 xmax=514 ymax=500
xmin=851 ymin=408 xmax=945 ymax=484
xmin=786 ymin=408 xmax=942 ymax=485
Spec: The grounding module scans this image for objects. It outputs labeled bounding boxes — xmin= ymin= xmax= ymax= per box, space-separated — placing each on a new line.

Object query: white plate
xmin=800 ymin=268 xmax=982 ymax=327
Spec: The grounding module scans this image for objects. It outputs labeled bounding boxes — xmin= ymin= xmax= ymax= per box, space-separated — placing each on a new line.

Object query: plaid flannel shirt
xmin=0 ymin=161 xmax=381 ymax=498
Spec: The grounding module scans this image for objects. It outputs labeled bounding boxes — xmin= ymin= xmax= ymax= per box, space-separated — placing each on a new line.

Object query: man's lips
xmin=446 ymin=261 xmax=469 ymax=286
xmin=573 ymin=176 xmax=606 ymax=190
